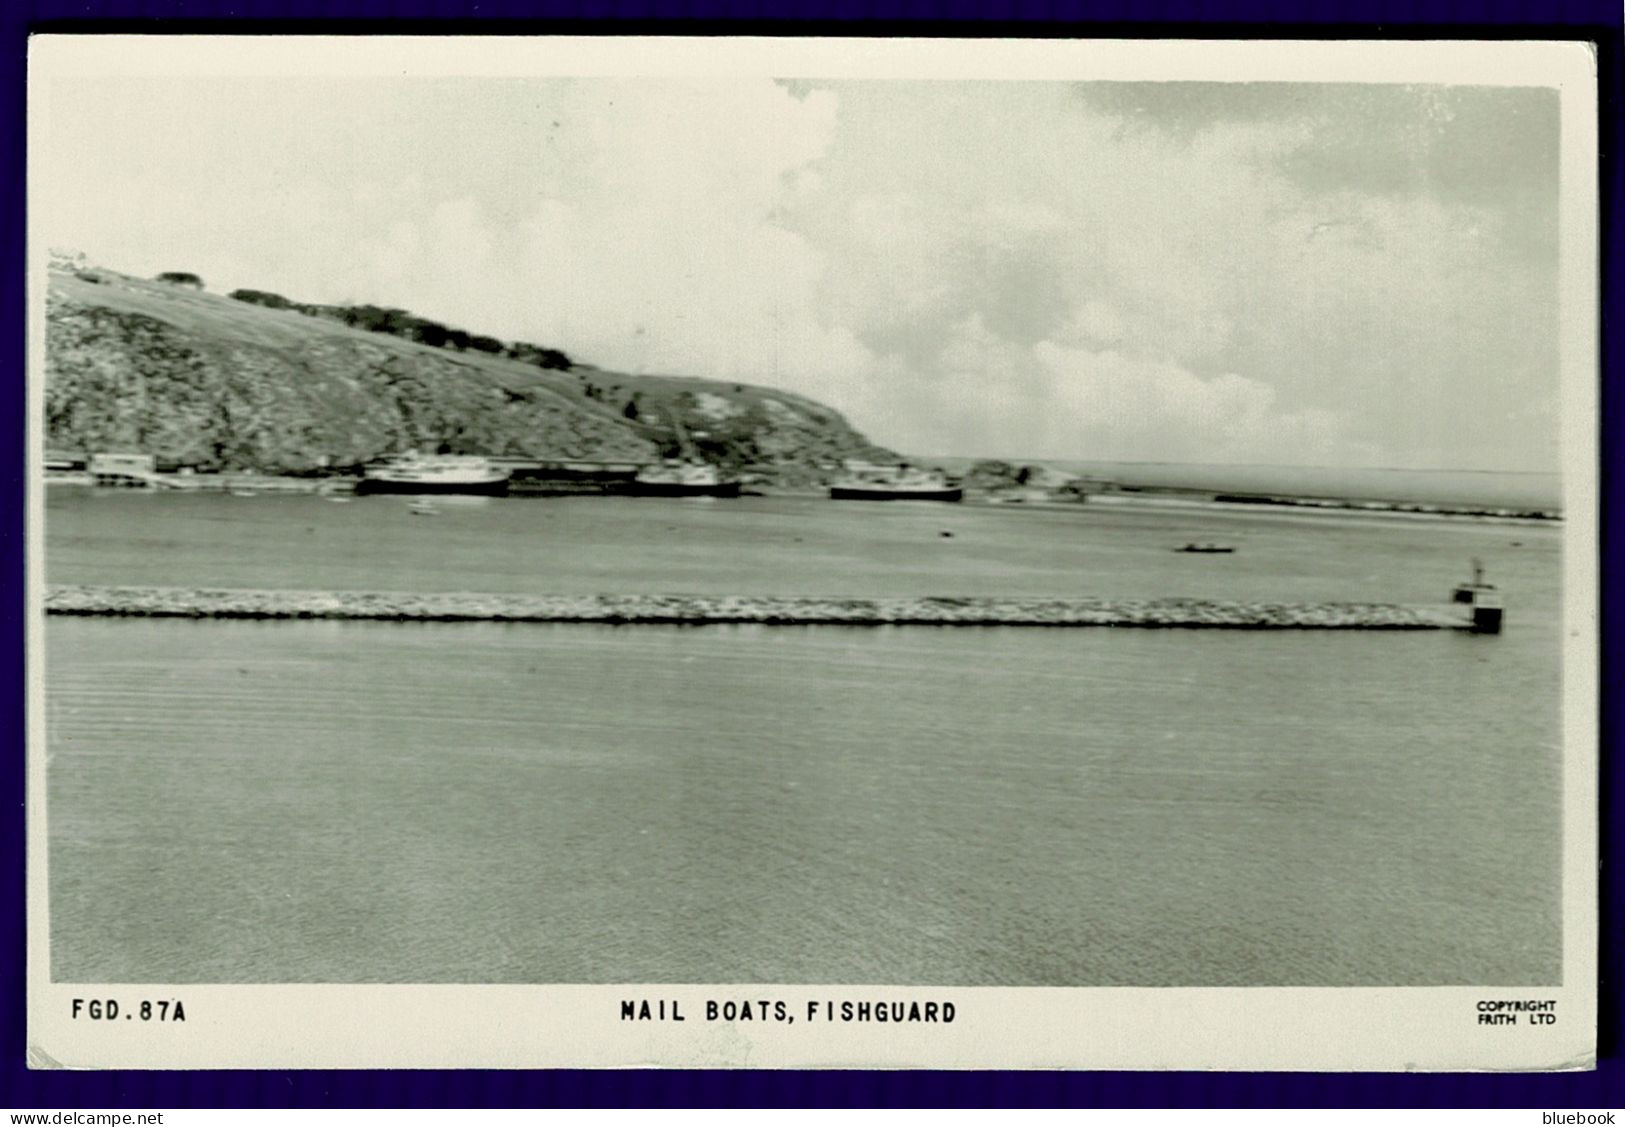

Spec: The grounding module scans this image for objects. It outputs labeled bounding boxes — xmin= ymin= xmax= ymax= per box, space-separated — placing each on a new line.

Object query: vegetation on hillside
xmin=228 ymin=288 xmax=574 ymax=371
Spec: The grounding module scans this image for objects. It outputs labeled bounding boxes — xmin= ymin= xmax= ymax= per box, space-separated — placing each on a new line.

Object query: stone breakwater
xmin=45 ymin=586 xmax=1470 ymax=629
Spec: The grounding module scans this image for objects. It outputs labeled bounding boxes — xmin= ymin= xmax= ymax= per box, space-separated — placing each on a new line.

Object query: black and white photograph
xmin=25 ymin=37 xmax=1597 ymax=1071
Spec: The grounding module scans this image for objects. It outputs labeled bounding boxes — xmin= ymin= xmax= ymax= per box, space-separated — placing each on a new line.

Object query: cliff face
xmin=44 ymin=265 xmax=892 ymax=478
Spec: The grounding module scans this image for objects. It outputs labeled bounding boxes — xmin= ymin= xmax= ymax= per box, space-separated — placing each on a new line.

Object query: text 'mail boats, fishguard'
xmin=355 ymin=453 xmax=512 ymax=497
xmin=830 ymin=463 xmax=964 ymax=503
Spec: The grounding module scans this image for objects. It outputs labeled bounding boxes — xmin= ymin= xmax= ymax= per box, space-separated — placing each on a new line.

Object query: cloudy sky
xmin=36 ymin=74 xmax=1562 ymax=470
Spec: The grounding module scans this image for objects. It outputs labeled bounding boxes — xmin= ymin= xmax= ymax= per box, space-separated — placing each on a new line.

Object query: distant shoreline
xmin=931 ymin=455 xmax=1562 ymax=514
xmin=1080 ymin=491 xmax=1561 ymax=524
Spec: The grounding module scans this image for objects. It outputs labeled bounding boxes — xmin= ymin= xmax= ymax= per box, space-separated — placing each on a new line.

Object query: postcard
xmin=26 ymin=34 xmax=1598 ymax=1070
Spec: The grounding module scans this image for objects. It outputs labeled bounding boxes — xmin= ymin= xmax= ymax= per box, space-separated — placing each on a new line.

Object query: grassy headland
xmin=44 ymin=259 xmax=893 ymax=483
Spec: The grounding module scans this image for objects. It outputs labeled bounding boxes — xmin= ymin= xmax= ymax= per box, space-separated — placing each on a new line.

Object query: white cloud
xmin=1031 ymin=341 xmax=1371 ymax=465
xmin=842 ymin=313 xmax=1373 ymax=464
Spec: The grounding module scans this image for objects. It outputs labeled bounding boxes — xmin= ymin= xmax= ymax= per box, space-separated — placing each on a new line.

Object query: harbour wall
xmin=45 ymin=586 xmax=1474 ymax=629
xmin=47 ymin=472 xmax=355 ymax=493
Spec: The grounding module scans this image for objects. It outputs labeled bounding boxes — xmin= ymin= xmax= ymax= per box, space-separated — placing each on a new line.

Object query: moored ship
xmin=629 ymin=460 xmax=742 ymax=498
xmin=830 ymin=464 xmax=963 ymax=503
xmin=355 ymin=453 xmax=512 ymax=496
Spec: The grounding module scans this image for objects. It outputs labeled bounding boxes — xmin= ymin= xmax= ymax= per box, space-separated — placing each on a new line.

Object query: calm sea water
xmin=45 ymin=490 xmax=1564 ymax=985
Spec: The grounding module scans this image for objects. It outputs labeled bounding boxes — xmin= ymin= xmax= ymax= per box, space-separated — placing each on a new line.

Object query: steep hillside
xmin=44 ymin=263 xmax=893 ymax=480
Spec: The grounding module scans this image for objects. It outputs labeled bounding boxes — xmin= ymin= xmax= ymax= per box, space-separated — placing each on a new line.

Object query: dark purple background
xmin=3 ymin=4 xmax=1619 ymax=1107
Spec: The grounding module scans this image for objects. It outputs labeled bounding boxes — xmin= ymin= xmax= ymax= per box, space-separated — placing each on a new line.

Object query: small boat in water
xmin=830 ymin=464 xmax=963 ymax=503
xmin=407 ymin=500 xmax=439 ymax=516
xmin=1174 ymin=543 xmax=1236 ymax=554
xmin=629 ymin=460 xmax=742 ymax=498
xmin=356 ymin=453 xmax=511 ymax=497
